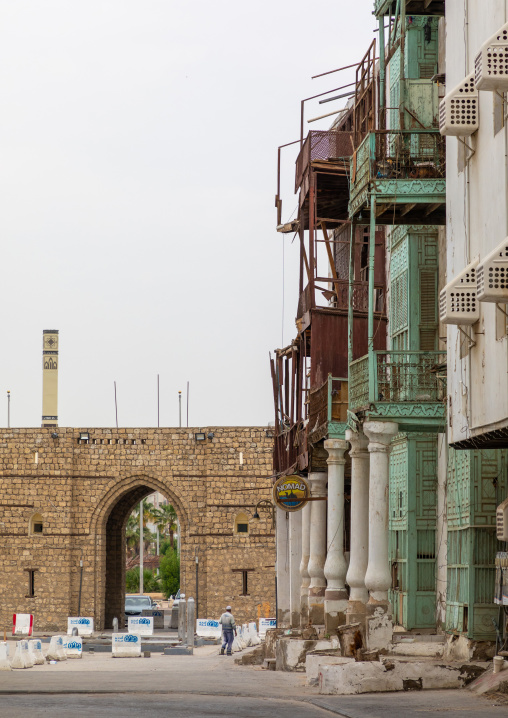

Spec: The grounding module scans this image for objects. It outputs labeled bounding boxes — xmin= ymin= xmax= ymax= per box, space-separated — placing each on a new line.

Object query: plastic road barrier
xmin=196 ymin=619 xmax=221 ymax=638
xmin=112 ymin=633 xmax=141 ymax=658
xmin=63 ymin=636 xmax=83 ymax=658
xmin=46 ymin=636 xmax=67 ymax=661
xmin=12 ymin=613 xmax=33 ymax=637
xmin=0 ymin=642 xmax=11 ymax=671
xmin=67 ymin=617 xmax=94 ymax=637
xmin=28 ymin=639 xmax=45 ymax=665
xmin=258 ymin=618 xmax=276 ymax=637
xmin=127 ymin=616 xmax=153 ymax=636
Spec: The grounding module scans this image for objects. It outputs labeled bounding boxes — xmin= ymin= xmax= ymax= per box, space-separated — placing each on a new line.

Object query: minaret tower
xmin=42 ymin=329 xmax=59 ymax=427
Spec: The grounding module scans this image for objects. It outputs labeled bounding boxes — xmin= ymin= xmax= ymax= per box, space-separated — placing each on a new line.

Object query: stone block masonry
xmin=0 ymin=427 xmax=275 ymax=632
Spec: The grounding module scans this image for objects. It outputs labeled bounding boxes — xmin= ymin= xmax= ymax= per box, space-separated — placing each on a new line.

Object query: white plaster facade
xmin=445 ymin=1 xmax=508 ymax=445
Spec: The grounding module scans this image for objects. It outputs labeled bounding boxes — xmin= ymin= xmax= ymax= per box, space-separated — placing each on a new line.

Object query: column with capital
xmin=363 ymin=421 xmax=398 ymax=650
xmin=276 ymin=507 xmax=290 ymax=627
xmin=345 ymin=429 xmax=370 ymax=625
xmin=299 ymin=501 xmax=311 ymax=626
xmin=323 ymin=439 xmax=349 ymax=632
xmin=307 ymin=471 xmax=327 ymax=625
xmin=289 ymin=509 xmax=302 ymax=627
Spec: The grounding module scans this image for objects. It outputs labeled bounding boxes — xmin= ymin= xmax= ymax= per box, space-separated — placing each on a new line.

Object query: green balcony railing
xmin=349 ymin=130 xmax=446 ymax=216
xmin=349 ymin=351 xmax=446 ymax=413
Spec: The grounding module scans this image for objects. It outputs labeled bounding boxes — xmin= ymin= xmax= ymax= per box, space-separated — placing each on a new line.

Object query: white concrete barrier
xmin=12 ymin=613 xmax=33 ymax=637
xmin=258 ymin=618 xmax=276 ymax=637
xmin=248 ymin=622 xmax=261 ymax=646
xmin=11 ymin=640 xmax=34 ymax=669
xmin=67 ymin=617 xmax=94 ymax=637
xmin=142 ymin=609 xmax=164 ymax=629
xmin=63 ymin=636 xmax=83 ymax=658
xmin=241 ymin=624 xmax=251 ymax=647
xmin=46 ymin=635 xmax=67 ymax=661
xmin=112 ymin=633 xmax=141 ymax=658
xmin=28 ymin=639 xmax=45 ymax=665
xmin=127 ymin=616 xmax=153 ymax=635
xmin=196 ymin=619 xmax=221 ymax=638
xmin=0 ymin=642 xmax=11 ymax=671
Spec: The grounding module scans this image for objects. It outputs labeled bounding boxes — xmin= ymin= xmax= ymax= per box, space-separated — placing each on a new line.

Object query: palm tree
xmin=126 ymin=504 xmax=157 ymax=556
xmin=125 ymin=513 xmax=140 ymax=557
xmin=153 ymin=503 xmax=178 ymax=549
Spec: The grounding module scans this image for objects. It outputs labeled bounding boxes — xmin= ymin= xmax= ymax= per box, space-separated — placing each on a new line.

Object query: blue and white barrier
xmin=12 ymin=613 xmax=33 ymax=637
xmin=196 ymin=619 xmax=221 ymax=638
xmin=127 ymin=616 xmax=153 ymax=636
xmin=258 ymin=618 xmax=276 ymax=637
xmin=28 ymin=639 xmax=45 ymax=665
xmin=63 ymin=636 xmax=83 ymax=658
xmin=67 ymin=617 xmax=94 ymax=637
xmin=46 ymin=635 xmax=67 ymax=661
xmin=0 ymin=642 xmax=11 ymax=671
xmin=112 ymin=633 xmax=141 ymax=658
xmin=142 ymin=609 xmax=164 ymax=629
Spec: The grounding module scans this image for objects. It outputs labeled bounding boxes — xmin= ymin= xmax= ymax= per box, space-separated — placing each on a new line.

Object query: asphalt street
xmin=0 ymin=645 xmax=506 ymax=717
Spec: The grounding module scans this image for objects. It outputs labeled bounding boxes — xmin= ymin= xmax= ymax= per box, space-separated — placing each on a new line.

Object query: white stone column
xmin=436 ymin=432 xmax=448 ymax=629
xmin=276 ymin=507 xmax=290 ymax=627
xmin=345 ymin=429 xmax=370 ymax=624
xmin=307 ymin=471 xmax=327 ymax=625
xmin=323 ymin=439 xmax=349 ymax=632
xmin=299 ymin=501 xmax=311 ymax=626
xmin=289 ymin=510 xmax=302 ymax=627
xmin=363 ymin=421 xmax=398 ymax=650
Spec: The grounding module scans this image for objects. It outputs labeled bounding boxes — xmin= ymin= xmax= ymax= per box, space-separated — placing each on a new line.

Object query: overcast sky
xmin=0 ymin=1 xmax=376 ymax=429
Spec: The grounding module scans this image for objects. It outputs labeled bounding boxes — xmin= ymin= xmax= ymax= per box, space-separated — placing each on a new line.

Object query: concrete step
xmin=262 ymin=658 xmax=276 ymax=671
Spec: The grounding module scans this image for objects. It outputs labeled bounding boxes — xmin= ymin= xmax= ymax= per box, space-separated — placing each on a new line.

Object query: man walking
xmin=219 ymin=605 xmax=237 ymax=656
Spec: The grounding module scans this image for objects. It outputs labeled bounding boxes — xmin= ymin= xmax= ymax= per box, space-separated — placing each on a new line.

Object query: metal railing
xmin=295 ymin=130 xmax=354 ymax=191
xmin=349 ymin=351 xmax=446 ymax=411
xmin=351 ymin=129 xmax=445 ymax=198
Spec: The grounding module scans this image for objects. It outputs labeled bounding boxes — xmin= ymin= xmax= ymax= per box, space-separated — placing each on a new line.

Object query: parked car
xmin=171 ymin=589 xmax=181 ymax=607
xmin=124 ymin=594 xmax=156 ymax=618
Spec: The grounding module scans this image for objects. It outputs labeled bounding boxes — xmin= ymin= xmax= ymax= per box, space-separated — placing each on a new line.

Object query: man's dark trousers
xmin=222 ymin=629 xmax=234 ymax=655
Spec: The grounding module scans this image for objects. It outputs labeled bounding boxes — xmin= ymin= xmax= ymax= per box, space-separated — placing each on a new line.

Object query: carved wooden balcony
xmin=349 ymin=351 xmax=446 ymax=431
xmin=349 ymin=130 xmax=446 ymax=225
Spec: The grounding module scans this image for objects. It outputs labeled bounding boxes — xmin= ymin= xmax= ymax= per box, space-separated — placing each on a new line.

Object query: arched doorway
xmin=91 ymin=474 xmax=187 ymax=630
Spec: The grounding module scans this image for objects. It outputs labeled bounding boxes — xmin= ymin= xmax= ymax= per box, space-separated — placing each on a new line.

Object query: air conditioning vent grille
xmin=440 ymin=73 xmax=479 ymax=136
xmin=440 ymin=260 xmax=480 ymax=325
xmin=475 ymin=22 xmax=508 ymax=91
xmin=477 ymin=237 xmax=508 ymax=302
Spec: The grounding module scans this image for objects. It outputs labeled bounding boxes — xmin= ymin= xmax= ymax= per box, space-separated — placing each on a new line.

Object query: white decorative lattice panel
xmin=439 ymin=259 xmax=479 ymax=325
xmin=439 ymin=72 xmax=479 ymax=137
xmin=477 ymin=237 xmax=508 ymax=302
xmin=475 ymin=22 xmax=508 ymax=91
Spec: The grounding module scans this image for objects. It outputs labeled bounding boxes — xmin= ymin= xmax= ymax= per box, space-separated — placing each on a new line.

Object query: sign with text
xmin=272 ymin=475 xmax=310 ymax=512
xmin=67 ymin=617 xmax=94 ymax=636
xmin=196 ymin=619 xmax=221 ymax=638
xmin=112 ymin=633 xmax=141 ymax=657
xmin=128 ymin=616 xmax=154 ymax=635
xmin=258 ymin=617 xmax=276 ymax=636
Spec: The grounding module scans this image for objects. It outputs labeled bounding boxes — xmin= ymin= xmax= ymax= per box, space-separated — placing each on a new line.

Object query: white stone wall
xmin=446 ymin=2 xmax=508 ymax=444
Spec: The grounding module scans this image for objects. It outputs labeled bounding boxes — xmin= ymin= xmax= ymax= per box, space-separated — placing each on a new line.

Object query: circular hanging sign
xmin=273 ymin=475 xmax=310 ymax=512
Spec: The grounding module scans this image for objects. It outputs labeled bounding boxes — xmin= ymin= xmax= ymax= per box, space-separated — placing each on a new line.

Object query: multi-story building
xmin=272 ymin=0 xmax=507 ymax=654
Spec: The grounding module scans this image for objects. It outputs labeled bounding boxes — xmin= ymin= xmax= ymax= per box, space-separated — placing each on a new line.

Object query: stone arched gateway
xmin=90 ymin=472 xmax=190 ymax=629
xmin=0 ymin=427 xmax=275 ymax=631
